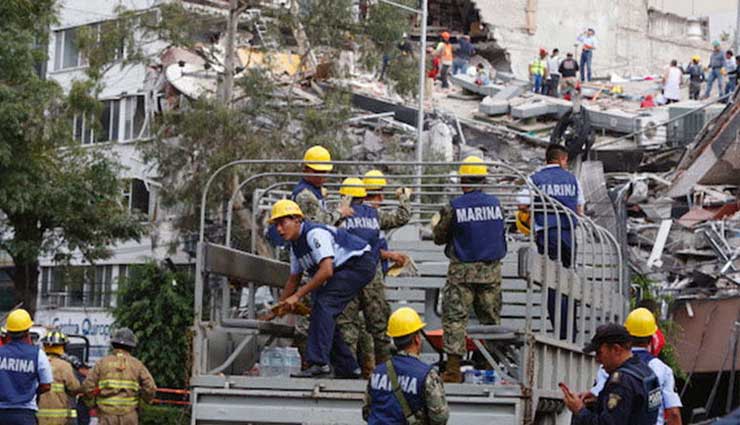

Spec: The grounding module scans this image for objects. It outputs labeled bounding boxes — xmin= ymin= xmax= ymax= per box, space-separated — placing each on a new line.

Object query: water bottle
xmin=464 ymin=369 xmax=476 ymax=384
xmin=259 ymin=347 xmax=282 ymax=377
xmin=482 ymin=370 xmax=497 ymax=384
xmin=284 ymin=347 xmax=301 ymax=377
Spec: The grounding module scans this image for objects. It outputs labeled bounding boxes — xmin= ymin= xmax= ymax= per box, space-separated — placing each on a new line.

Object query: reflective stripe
xmin=51 ymin=383 xmax=66 ymax=392
xmin=98 ymin=396 xmax=139 ymax=406
xmin=37 ymin=408 xmax=78 ymax=418
xmin=99 ymin=379 xmax=140 ymax=391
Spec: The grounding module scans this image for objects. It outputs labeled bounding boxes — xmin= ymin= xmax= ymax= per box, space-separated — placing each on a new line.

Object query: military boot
xmin=442 ymin=354 xmax=462 ymax=383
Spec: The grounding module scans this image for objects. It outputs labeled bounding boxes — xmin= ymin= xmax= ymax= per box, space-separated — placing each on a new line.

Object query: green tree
xmin=0 ymin=0 xmax=144 ymax=314
xmin=113 ymin=262 xmax=194 ymax=389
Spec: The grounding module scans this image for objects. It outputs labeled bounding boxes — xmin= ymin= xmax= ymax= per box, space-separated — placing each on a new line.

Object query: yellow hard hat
xmin=387 ymin=307 xmax=426 ymax=338
xmin=6 ymin=309 xmax=33 ymax=332
xmin=624 ymin=307 xmax=658 ymax=337
xmin=339 ymin=177 xmax=367 ymax=198
xmin=692 ymin=55 xmax=701 ymax=62
xmin=363 ymin=170 xmax=387 ymax=191
xmin=269 ymin=199 xmax=303 ymax=223
xmin=303 ymin=145 xmax=333 ymax=171
xmin=459 ymin=155 xmax=487 ymax=176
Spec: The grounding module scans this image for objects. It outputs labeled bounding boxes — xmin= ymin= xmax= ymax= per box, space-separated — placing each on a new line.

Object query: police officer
xmin=589 ymin=308 xmax=682 ymax=425
xmin=363 ymin=307 xmax=449 ymax=425
xmin=81 ymin=328 xmax=156 ymax=425
xmin=561 ymin=323 xmax=661 ymax=425
xmin=292 ymin=145 xmax=353 ymax=224
xmin=37 ymin=330 xmax=80 ymax=425
xmin=336 ymin=175 xmax=412 ymax=377
xmin=0 ymin=309 xmax=54 ymax=425
xmin=432 ymin=156 xmax=506 ymax=383
xmin=272 ymin=200 xmax=377 ymax=378
xmin=530 ymin=144 xmax=584 ymax=340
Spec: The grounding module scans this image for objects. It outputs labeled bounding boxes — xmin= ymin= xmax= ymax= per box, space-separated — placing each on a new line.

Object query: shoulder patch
xmin=607 ymin=393 xmax=622 ymax=411
xmin=608 ymin=371 xmax=620 ymax=384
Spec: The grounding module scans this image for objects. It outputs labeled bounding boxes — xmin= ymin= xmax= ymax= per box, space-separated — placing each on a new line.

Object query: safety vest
xmin=615 ymin=356 xmax=662 ymax=425
xmin=0 ymin=340 xmax=39 ymax=407
xmin=291 ymin=178 xmax=325 ymax=209
xmin=449 ymin=190 xmax=507 ymax=262
xmin=93 ymin=351 xmax=142 ymax=415
xmin=515 ymin=210 xmax=531 ymax=236
xmin=530 ymin=166 xmax=579 ymax=231
xmin=289 ymin=221 xmax=369 ymax=276
xmin=437 ymin=42 xmax=453 ymax=63
xmin=343 ymin=203 xmax=381 ymax=253
xmin=37 ymin=355 xmax=78 ymax=421
xmin=367 ymin=354 xmax=432 ymax=425
xmin=530 ymin=58 xmax=546 ymax=76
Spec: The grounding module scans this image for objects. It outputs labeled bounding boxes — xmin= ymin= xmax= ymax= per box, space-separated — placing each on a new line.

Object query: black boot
xmin=291 ymin=364 xmax=331 ymax=378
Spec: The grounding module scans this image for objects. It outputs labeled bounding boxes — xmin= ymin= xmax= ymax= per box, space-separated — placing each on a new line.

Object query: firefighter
xmin=81 ymin=328 xmax=156 ymax=425
xmin=432 ymin=156 xmax=507 ymax=383
xmin=335 ymin=176 xmax=410 ymax=377
xmin=362 ymin=307 xmax=449 ymax=425
xmin=0 ymin=309 xmax=54 ymax=425
xmin=272 ymin=199 xmax=377 ymax=378
xmin=37 ymin=330 xmax=80 ymax=425
xmin=589 ymin=308 xmax=683 ymax=425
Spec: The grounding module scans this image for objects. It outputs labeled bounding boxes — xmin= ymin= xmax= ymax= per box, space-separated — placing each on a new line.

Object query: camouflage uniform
xmin=337 ymin=193 xmax=411 ymax=363
xmin=433 ymin=204 xmax=503 ymax=357
xmin=37 ymin=354 xmax=81 ymax=425
xmin=81 ymin=349 xmax=156 ymax=425
xmin=362 ymin=351 xmax=449 ymax=425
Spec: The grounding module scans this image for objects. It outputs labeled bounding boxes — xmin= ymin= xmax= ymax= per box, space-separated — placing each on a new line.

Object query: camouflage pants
xmin=442 ymin=268 xmax=502 ymax=357
xmin=337 ymin=266 xmax=391 ymax=360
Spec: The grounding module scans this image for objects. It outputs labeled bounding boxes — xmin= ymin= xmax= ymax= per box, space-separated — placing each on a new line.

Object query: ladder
xmin=245 ymin=9 xmax=278 ymax=50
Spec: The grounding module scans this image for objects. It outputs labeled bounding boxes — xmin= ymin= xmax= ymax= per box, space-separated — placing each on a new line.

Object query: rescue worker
xmin=432 ymin=156 xmax=506 ymax=383
xmin=37 ymin=330 xmax=80 ymax=425
xmin=362 ymin=307 xmax=449 ymax=425
xmin=337 ymin=173 xmax=412 ymax=377
xmin=514 ymin=188 xmax=532 ymax=236
xmin=292 ymin=145 xmax=353 ymax=224
xmin=530 ymin=48 xmax=549 ymax=94
xmin=433 ymin=32 xmax=453 ymax=89
xmin=0 ymin=309 xmax=53 ymax=425
xmin=589 ymin=308 xmax=682 ymax=425
xmin=81 ymin=328 xmax=156 ymax=425
xmin=562 ymin=323 xmax=661 ymax=425
xmin=530 ymin=144 xmax=584 ymax=340
xmin=272 ymin=200 xmax=377 ymax=378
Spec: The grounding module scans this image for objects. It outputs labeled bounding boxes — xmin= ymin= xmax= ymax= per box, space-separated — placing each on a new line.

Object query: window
xmin=54 ymin=28 xmax=83 ymax=70
xmin=40 ymin=265 xmax=115 ymax=308
xmin=72 ymin=99 xmax=120 ymax=144
xmin=123 ymin=96 xmax=148 ymax=140
xmin=122 ymin=178 xmax=151 ymax=217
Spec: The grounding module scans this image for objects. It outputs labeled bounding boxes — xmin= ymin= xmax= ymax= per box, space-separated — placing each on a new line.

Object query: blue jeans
xmin=705 ymin=68 xmax=724 ymax=97
xmin=452 ymin=58 xmax=469 ymax=75
xmin=725 ymin=76 xmax=737 ymax=97
xmin=580 ymin=50 xmax=593 ymax=81
xmin=306 ymin=251 xmax=376 ymax=376
xmin=532 ymin=74 xmax=544 ymax=94
xmin=0 ymin=409 xmax=37 ymax=425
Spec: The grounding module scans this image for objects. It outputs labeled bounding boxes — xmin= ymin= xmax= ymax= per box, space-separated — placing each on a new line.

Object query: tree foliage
xmin=113 ymin=262 xmax=194 ymax=389
xmin=0 ymin=0 xmax=144 ymax=314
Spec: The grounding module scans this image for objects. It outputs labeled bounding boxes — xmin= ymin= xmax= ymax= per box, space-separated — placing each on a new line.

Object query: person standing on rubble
xmin=335 ymin=176 xmax=411 ymax=378
xmin=363 ymin=307 xmax=449 ymax=425
xmin=588 ymin=308 xmax=683 ymax=425
xmin=452 ymin=35 xmax=475 ymax=76
xmin=559 ymin=52 xmax=580 ymax=98
xmin=529 ymin=144 xmax=584 ymax=340
xmin=686 ymin=56 xmax=705 ymax=100
xmin=662 ymin=60 xmax=683 ymax=104
xmin=273 ymin=200 xmax=377 ymax=378
xmin=530 ymin=48 xmax=548 ymax=94
xmin=577 ymin=28 xmax=597 ymax=82
xmin=704 ymin=41 xmax=725 ymax=98
xmin=432 ymin=156 xmax=506 ymax=383
xmin=546 ymin=48 xmax=562 ymax=97
xmin=724 ymin=50 xmax=737 ymax=98
xmin=433 ymin=32 xmax=454 ymax=90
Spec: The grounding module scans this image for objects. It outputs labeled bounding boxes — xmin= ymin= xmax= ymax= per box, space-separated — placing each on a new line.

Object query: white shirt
xmin=289 ymin=224 xmax=369 ymax=275
xmin=663 ymin=66 xmax=682 ymax=101
xmin=577 ymin=34 xmax=597 ymax=50
xmin=590 ymin=348 xmax=683 ymax=425
xmin=548 ymin=55 xmax=562 ymax=76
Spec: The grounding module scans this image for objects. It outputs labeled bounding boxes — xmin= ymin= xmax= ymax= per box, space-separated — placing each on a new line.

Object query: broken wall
xmin=473 ymin=0 xmax=712 ymax=78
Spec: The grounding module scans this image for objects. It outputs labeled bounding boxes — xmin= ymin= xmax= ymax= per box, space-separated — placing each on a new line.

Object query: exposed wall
xmin=474 ymin=0 xmax=714 ymax=78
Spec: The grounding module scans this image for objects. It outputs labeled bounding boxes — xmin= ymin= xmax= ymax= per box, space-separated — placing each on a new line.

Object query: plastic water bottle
xmin=259 ymin=347 xmax=283 ymax=377
xmin=482 ymin=370 xmax=497 ymax=384
xmin=283 ymin=347 xmax=301 ymax=377
xmin=464 ymin=369 xmax=476 ymax=384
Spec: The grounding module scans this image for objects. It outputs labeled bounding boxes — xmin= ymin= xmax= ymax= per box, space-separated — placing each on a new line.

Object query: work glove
xmin=395 ymin=187 xmax=412 ymax=198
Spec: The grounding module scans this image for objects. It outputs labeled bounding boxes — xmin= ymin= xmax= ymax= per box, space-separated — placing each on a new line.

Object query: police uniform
xmin=575 ymin=355 xmax=661 ymax=425
xmin=0 ymin=339 xmax=54 ymax=424
xmin=37 ymin=354 xmax=80 ymax=425
xmin=529 ymin=164 xmax=584 ymax=340
xmin=338 ymin=193 xmax=411 ymax=365
xmin=591 ymin=347 xmax=682 ymax=425
xmin=81 ymin=349 xmax=156 ymax=425
xmin=432 ymin=189 xmax=506 ymax=357
xmin=362 ymin=351 xmax=449 ymax=425
xmin=288 ymin=221 xmax=377 ymax=376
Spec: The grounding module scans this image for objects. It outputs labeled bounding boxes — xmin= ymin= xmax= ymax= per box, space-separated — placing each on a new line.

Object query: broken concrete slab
xmin=510 ymin=97 xmax=571 ymax=119
xmin=450 ymin=74 xmax=503 ymax=97
xmin=492 ymin=83 xmax=528 ymax=101
xmin=479 ymin=97 xmax=510 ymax=116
